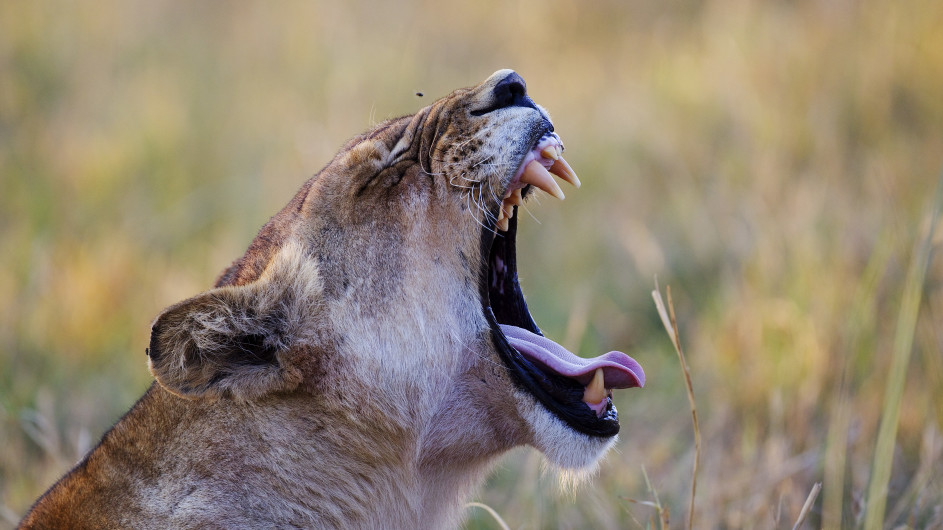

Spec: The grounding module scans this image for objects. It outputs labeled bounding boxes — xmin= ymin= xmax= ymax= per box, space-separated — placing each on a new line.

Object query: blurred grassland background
xmin=2 ymin=0 xmax=943 ymax=527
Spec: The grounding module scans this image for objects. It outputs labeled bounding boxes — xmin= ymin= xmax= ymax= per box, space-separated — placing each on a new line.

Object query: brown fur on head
xmin=147 ymin=72 xmax=523 ymax=409
xmin=21 ymin=70 xmax=635 ymax=529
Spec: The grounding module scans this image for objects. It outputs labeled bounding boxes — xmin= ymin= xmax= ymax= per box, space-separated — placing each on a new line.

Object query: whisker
xmin=464 ymin=191 xmax=491 ymax=233
xmin=520 ymin=199 xmax=541 ymax=225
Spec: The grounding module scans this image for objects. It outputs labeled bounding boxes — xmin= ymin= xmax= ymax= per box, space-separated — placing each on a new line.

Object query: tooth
xmin=495 ymin=203 xmax=509 ymax=231
xmin=540 ymin=145 xmax=560 ymax=161
xmin=520 ymin=161 xmax=565 ymax=200
xmin=508 ymin=188 xmax=523 ymax=206
xmin=548 ymin=157 xmax=581 ymax=188
xmin=583 ymin=368 xmax=606 ymax=404
xmin=502 ymin=200 xmax=514 ymax=220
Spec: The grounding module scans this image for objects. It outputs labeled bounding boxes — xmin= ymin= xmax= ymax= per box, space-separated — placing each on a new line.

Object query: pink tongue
xmin=500 ymin=325 xmax=645 ymax=388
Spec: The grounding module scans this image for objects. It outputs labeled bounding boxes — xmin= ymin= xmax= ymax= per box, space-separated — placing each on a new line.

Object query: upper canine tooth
xmin=583 ymin=368 xmax=606 ymax=404
xmin=520 ymin=161 xmax=565 ymax=200
xmin=549 ymin=157 xmax=581 ymax=188
xmin=540 ymin=145 xmax=560 ymax=161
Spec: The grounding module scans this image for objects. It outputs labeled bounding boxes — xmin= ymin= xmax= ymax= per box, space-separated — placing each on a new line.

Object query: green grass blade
xmin=863 ymin=168 xmax=943 ymax=529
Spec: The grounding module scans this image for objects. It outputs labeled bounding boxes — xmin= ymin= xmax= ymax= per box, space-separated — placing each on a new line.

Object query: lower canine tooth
xmin=583 ymin=368 xmax=606 ymax=404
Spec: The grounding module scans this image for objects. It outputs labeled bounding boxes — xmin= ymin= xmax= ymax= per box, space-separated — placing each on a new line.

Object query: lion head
xmin=146 ymin=69 xmax=644 ymax=474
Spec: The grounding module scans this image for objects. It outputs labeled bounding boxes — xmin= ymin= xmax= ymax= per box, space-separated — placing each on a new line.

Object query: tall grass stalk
xmin=823 ymin=235 xmax=895 ymax=526
xmin=652 ymin=283 xmax=699 ymax=530
xmin=863 ymin=169 xmax=943 ymax=528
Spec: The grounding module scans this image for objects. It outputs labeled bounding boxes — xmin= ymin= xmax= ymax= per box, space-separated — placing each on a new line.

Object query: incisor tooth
xmin=583 ymin=368 xmax=606 ymax=404
xmin=549 ymin=157 xmax=581 ymax=188
xmin=496 ymin=202 xmax=510 ymax=231
xmin=540 ymin=145 xmax=560 ymax=161
xmin=520 ymin=161 xmax=565 ymax=200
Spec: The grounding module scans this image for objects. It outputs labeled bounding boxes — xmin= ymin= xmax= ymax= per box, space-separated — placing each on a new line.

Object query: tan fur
xmin=20 ymin=70 xmax=617 ymax=529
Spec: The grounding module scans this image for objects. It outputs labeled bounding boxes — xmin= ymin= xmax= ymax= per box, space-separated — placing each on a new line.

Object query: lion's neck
xmin=71 ymin=381 xmax=504 ymax=527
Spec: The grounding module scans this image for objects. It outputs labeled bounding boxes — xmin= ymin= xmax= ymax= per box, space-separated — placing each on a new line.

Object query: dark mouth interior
xmin=480 ymin=206 xmax=620 ymax=438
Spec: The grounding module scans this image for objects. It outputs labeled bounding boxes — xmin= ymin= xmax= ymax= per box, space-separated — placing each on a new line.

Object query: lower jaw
xmin=526 ymin=402 xmax=620 ymax=471
xmin=480 ymin=211 xmax=620 ymax=439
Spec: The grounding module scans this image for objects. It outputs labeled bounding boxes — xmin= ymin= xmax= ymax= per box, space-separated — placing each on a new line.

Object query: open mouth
xmin=479 ymin=130 xmax=645 ymax=438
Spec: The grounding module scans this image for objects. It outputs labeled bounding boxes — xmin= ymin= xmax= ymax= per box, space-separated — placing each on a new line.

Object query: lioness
xmin=20 ymin=70 xmax=644 ymax=529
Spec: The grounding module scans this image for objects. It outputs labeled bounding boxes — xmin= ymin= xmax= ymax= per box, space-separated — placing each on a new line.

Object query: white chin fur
xmin=517 ymin=390 xmax=618 ymax=470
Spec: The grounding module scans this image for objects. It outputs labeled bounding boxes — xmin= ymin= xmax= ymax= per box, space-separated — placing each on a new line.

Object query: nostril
xmin=492 ymin=72 xmax=527 ymax=109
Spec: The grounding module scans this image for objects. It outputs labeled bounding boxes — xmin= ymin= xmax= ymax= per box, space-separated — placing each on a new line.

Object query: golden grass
xmin=2 ymin=1 xmax=943 ymax=528
xmin=652 ymin=283 xmax=700 ymax=529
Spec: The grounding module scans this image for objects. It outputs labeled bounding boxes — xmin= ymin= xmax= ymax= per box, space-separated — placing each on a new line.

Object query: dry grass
xmin=793 ymin=482 xmax=822 ymax=530
xmin=653 ymin=283 xmax=700 ymax=529
xmin=2 ymin=1 xmax=943 ymax=528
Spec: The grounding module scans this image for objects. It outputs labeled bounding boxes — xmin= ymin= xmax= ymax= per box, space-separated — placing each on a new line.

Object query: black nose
xmin=472 ymin=72 xmax=539 ymax=116
xmin=492 ymin=72 xmax=528 ymax=108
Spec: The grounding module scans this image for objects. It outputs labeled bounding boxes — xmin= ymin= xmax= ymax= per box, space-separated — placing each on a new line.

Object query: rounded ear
xmin=147 ymin=284 xmax=303 ymax=400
